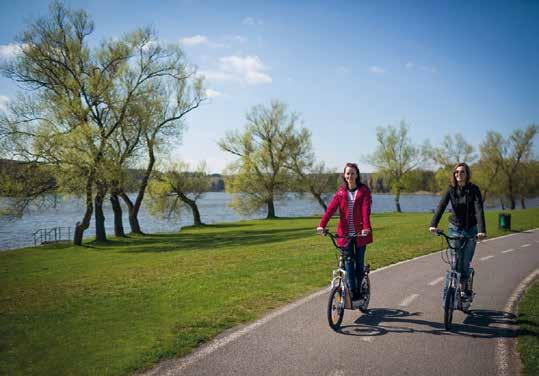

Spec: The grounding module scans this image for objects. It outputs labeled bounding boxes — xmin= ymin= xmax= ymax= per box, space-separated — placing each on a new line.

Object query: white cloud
xmin=0 ymin=96 xmax=10 ymax=112
xmin=205 ymin=89 xmax=222 ymax=98
xmin=406 ymin=61 xmax=437 ymax=73
xmin=0 ymin=43 xmax=26 ymax=59
xmin=242 ymin=17 xmax=263 ymax=26
xmin=200 ymin=55 xmax=272 ymax=86
xmin=369 ymin=66 xmax=385 ymax=74
xmin=180 ymin=35 xmax=209 ymax=46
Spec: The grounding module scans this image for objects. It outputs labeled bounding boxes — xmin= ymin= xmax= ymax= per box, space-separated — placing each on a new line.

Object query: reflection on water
xmin=1 ymin=192 xmax=537 ymax=250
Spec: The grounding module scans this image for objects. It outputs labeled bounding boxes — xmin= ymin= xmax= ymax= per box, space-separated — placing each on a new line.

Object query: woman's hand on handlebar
xmin=360 ymin=229 xmax=371 ymax=236
xmin=316 ymin=227 xmax=327 ymax=235
xmin=429 ymin=227 xmax=439 ymax=235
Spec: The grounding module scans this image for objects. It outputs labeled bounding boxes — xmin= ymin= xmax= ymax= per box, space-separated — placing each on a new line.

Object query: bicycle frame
xmin=437 ymin=230 xmax=475 ymax=310
xmin=324 ymin=231 xmax=363 ymax=310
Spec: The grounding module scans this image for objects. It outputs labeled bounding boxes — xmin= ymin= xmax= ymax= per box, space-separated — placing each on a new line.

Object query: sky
xmin=0 ymin=0 xmax=538 ymax=173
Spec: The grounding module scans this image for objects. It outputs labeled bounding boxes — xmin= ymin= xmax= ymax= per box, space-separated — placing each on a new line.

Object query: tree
xmin=0 ymin=2 xmax=204 ymax=244
xmin=478 ymin=126 xmax=537 ymax=209
xmin=475 ymin=131 xmax=504 ymax=204
xmin=428 ymin=133 xmax=476 ymax=192
xmin=219 ymin=100 xmax=305 ymax=218
xmin=284 ymin=128 xmax=337 ymax=211
xmin=118 ymin=69 xmax=205 ymax=234
xmin=368 ymin=122 xmax=426 ymax=212
xmin=147 ymin=161 xmax=210 ymax=226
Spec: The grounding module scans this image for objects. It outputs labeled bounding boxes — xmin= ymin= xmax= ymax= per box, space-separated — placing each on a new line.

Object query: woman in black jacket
xmin=429 ymin=162 xmax=486 ymax=298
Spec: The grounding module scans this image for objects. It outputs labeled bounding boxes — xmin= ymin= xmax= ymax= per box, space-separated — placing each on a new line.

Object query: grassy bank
xmin=517 ymin=281 xmax=539 ymax=375
xmin=1 ymin=208 xmax=538 ymax=375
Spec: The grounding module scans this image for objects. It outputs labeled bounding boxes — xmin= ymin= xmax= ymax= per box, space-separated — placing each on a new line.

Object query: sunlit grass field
xmin=517 ymin=281 xmax=539 ymax=376
xmin=1 ymin=208 xmax=538 ymax=375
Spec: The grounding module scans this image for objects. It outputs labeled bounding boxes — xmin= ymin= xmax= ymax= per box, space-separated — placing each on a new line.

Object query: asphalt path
xmin=143 ymin=230 xmax=539 ymax=376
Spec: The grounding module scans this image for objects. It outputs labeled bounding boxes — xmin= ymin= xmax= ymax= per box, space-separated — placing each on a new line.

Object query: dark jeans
xmin=343 ymin=240 xmax=367 ymax=296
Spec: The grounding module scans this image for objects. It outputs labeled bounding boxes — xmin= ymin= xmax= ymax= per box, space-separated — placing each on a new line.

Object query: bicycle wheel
xmin=327 ymin=285 xmax=345 ymax=331
xmin=444 ymin=286 xmax=455 ymax=330
xmin=359 ymin=274 xmax=370 ymax=313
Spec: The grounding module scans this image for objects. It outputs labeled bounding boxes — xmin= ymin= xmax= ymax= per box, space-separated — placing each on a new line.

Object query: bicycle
xmin=434 ymin=229 xmax=477 ymax=330
xmin=319 ymin=229 xmax=370 ymax=331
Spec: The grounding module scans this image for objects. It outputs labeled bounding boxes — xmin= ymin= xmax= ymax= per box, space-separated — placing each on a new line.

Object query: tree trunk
xmin=520 ymin=195 xmax=526 ymax=209
xmin=395 ymin=188 xmax=402 ymax=213
xmin=74 ymin=175 xmax=94 ymax=246
xmin=94 ymin=183 xmax=107 ymax=242
xmin=508 ymin=178 xmax=516 ymax=210
xmin=310 ymin=188 xmax=327 ymax=211
xmin=123 ymin=147 xmax=155 ymax=234
xmin=178 ymin=192 xmax=203 ymax=226
xmin=110 ymin=192 xmax=126 ymax=237
xmin=500 ymin=198 xmax=505 ymax=210
xmin=119 ymin=192 xmax=143 ymax=234
xmin=266 ymin=198 xmax=276 ymax=219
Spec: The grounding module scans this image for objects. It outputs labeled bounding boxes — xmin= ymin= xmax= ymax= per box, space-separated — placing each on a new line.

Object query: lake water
xmin=1 ymin=192 xmax=536 ymax=250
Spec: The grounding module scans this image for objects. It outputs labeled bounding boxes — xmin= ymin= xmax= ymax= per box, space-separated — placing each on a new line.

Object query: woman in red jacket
xmin=317 ymin=162 xmax=373 ymax=302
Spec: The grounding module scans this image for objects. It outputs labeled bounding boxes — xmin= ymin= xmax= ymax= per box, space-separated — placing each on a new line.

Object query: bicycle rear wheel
xmin=327 ymin=285 xmax=345 ymax=331
xmin=444 ymin=286 xmax=455 ymax=330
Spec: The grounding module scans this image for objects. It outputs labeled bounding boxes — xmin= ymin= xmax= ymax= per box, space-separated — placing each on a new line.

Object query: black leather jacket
xmin=430 ymin=183 xmax=486 ymax=233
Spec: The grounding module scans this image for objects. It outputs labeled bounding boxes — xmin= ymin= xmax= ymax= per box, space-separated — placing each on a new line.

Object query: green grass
xmin=1 ymin=208 xmax=538 ymax=375
xmin=517 ymin=281 xmax=539 ymax=375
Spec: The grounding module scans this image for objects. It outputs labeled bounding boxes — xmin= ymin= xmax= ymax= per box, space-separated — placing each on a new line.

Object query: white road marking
xmin=399 ymin=294 xmax=419 ymax=307
xmin=521 ymin=244 xmax=531 ymax=248
xmin=496 ymin=268 xmax=539 ymax=376
xmin=480 ymin=255 xmax=494 ymax=261
xmin=501 ymin=249 xmax=515 ymax=254
xmin=428 ymin=277 xmax=444 ymax=286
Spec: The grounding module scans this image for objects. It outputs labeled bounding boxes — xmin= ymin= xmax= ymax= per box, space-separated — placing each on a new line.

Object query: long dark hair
xmin=451 ymin=162 xmax=471 ymax=187
xmin=341 ymin=162 xmax=361 ymax=188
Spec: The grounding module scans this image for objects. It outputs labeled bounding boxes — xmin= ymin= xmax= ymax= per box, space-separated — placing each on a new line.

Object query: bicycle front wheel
xmin=359 ymin=274 xmax=370 ymax=313
xmin=444 ymin=286 xmax=455 ymax=330
xmin=327 ymin=285 xmax=345 ymax=331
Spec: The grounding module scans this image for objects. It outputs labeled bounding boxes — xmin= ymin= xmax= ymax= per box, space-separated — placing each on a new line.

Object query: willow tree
xmin=147 ymin=161 xmax=210 ymax=226
xmin=429 ymin=133 xmax=476 ymax=191
xmin=368 ymin=122 xmax=426 ymax=212
xmin=0 ymin=1 xmax=203 ymax=244
xmin=218 ymin=100 xmax=307 ymax=218
xmin=284 ymin=128 xmax=337 ymax=211
xmin=118 ymin=67 xmax=205 ymax=235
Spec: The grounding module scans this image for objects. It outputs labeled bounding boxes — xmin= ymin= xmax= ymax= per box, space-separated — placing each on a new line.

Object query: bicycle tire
xmin=327 ymin=285 xmax=345 ymax=331
xmin=359 ymin=274 xmax=370 ymax=313
xmin=444 ymin=286 xmax=455 ymax=330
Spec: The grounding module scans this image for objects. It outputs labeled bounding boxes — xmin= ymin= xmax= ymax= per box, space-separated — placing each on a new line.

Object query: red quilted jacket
xmin=319 ymin=184 xmax=373 ymax=247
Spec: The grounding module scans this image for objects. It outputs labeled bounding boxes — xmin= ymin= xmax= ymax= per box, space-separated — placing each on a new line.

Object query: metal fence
xmin=32 ymin=227 xmax=72 ymax=246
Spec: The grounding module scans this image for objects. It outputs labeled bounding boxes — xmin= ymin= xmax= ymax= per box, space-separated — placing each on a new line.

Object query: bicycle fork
xmin=442 ymin=270 xmax=461 ymax=309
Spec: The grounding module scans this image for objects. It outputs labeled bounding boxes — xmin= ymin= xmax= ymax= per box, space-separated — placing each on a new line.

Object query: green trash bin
xmin=498 ymin=213 xmax=511 ymax=230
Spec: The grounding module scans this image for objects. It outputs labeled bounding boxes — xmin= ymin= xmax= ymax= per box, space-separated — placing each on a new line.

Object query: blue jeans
xmin=448 ymin=223 xmax=477 ymax=281
xmin=343 ymin=241 xmax=367 ymax=295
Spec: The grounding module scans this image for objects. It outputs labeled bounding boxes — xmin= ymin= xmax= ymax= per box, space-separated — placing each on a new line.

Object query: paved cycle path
xmin=144 ymin=230 xmax=539 ymax=376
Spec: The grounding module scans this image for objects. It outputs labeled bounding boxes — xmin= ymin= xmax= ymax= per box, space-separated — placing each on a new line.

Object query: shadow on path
xmin=336 ymin=308 xmax=519 ymax=338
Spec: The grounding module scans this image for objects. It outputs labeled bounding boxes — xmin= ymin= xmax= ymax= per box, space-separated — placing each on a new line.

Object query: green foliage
xmin=219 ymin=100 xmax=308 ymax=217
xmin=147 ymin=161 xmax=211 ymax=223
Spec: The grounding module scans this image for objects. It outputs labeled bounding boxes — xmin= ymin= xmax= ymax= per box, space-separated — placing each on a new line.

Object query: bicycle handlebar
xmin=434 ymin=229 xmax=477 ymax=241
xmin=318 ymin=229 xmax=366 ymax=251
